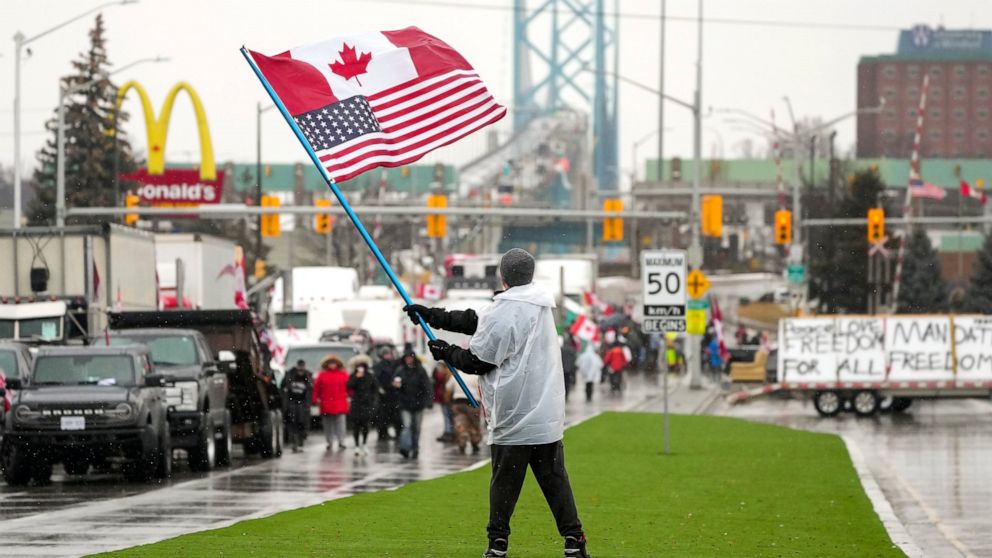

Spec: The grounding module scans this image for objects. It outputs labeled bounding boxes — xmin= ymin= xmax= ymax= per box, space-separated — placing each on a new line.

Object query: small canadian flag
xmin=569 ymin=314 xmax=600 ymax=343
xmin=417 ymin=283 xmax=443 ymax=301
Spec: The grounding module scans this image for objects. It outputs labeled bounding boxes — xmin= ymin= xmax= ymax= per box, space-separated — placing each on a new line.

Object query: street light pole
xmin=56 ymin=56 xmax=166 ymax=227
xmin=687 ymin=0 xmax=704 ymax=389
xmin=657 ymin=0 xmax=666 ymax=182
xmin=12 ymin=0 xmax=139 ymax=229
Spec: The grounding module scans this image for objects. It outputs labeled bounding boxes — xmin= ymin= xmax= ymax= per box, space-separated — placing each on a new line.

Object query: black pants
xmin=488 ymin=441 xmax=583 ymax=541
xmin=352 ymin=415 xmax=371 ymax=446
xmin=585 ymin=381 xmax=594 ymax=402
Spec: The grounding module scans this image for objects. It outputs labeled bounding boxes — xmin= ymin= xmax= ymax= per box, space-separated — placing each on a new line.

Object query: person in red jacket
xmin=602 ymin=342 xmax=631 ymax=393
xmin=313 ymin=354 xmax=350 ymax=451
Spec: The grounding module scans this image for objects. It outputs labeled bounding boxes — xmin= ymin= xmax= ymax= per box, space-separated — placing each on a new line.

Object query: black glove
xmin=428 ymin=339 xmax=452 ymax=361
xmin=403 ymin=304 xmax=431 ymax=325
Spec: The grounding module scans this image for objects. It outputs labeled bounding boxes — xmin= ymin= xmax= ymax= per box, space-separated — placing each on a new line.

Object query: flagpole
xmin=240 ymin=47 xmax=479 ymax=408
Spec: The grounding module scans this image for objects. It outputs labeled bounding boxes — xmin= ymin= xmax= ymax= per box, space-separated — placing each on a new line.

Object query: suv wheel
xmin=1 ymin=442 xmax=33 ymax=486
xmin=215 ymin=410 xmax=233 ymax=467
xmin=31 ymin=461 xmax=53 ymax=484
xmin=188 ymin=415 xmax=216 ymax=472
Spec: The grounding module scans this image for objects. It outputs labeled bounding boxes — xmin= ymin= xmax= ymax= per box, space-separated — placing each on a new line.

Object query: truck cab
xmin=0 ymin=300 xmax=69 ymax=343
xmin=102 ymin=329 xmax=231 ymax=471
xmin=0 ymin=346 xmax=172 ymax=485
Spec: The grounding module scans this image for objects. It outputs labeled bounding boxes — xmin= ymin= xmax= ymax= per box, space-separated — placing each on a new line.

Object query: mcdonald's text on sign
xmin=641 ymin=250 xmax=687 ymax=334
xmin=121 ymin=169 xmax=224 ymax=206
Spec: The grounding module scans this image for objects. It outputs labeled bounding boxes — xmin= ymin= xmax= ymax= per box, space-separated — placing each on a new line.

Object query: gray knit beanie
xmin=499 ymin=248 xmax=535 ymax=287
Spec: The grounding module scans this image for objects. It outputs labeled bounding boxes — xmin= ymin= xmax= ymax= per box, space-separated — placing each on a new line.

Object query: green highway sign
xmin=787 ymin=263 xmax=806 ymax=285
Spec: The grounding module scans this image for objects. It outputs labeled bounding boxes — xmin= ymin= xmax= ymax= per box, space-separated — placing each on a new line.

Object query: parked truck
xmin=155 ymin=233 xmax=238 ymax=310
xmin=109 ymin=310 xmax=283 ymax=458
xmin=0 ymin=224 xmax=158 ymax=343
xmin=269 ymin=266 xmax=360 ymax=351
xmin=728 ymin=314 xmax=992 ymax=417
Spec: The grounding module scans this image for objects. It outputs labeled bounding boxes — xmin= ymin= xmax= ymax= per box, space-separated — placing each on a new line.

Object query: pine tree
xmin=808 ymin=169 xmax=887 ymax=313
xmin=28 ymin=14 xmax=138 ymax=225
xmin=897 ymin=228 xmax=949 ymax=313
xmin=966 ymin=233 xmax=992 ymax=313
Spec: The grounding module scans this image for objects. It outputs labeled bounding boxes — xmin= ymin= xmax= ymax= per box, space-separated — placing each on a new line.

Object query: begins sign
xmin=122 ymin=169 xmax=225 ymax=206
xmin=641 ymin=250 xmax=687 ymax=334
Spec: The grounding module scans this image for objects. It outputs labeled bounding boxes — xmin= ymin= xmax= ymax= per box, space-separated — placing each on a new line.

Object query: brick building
xmin=858 ymin=25 xmax=992 ymax=159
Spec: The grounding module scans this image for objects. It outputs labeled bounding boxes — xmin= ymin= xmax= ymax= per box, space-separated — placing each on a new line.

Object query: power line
xmin=348 ymin=0 xmax=902 ymax=32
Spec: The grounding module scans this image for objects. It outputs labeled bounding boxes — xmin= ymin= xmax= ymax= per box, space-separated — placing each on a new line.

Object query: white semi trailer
xmin=0 ymin=224 xmax=158 ymax=342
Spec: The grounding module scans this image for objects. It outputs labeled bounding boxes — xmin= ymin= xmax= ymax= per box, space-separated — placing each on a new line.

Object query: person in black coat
xmin=392 ymin=346 xmax=432 ymax=459
xmin=346 ymin=354 xmax=378 ymax=456
xmin=280 ymin=360 xmax=313 ymax=453
xmin=373 ymin=347 xmax=402 ymax=441
xmin=561 ymin=334 xmax=578 ymax=401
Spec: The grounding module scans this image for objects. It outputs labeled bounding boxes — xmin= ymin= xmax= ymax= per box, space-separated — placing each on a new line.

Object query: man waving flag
xmin=246 ymin=27 xmax=506 ymax=182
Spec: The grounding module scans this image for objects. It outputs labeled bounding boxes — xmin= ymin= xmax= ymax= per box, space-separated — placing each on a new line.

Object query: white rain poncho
xmin=576 ymin=343 xmax=603 ymax=384
xmin=469 ymin=282 xmax=565 ymax=445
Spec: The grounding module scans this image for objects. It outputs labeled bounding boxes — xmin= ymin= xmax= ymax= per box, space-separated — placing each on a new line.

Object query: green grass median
xmin=101 ymin=412 xmax=903 ymax=557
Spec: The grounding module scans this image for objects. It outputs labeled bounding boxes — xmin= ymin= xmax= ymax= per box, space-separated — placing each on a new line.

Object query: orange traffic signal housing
xmin=867 ymin=208 xmax=885 ymax=243
xmin=602 ymin=198 xmax=623 ymax=242
xmin=261 ymin=195 xmax=281 ymax=238
xmin=427 ymin=194 xmax=448 ymax=238
xmin=314 ymin=199 xmax=332 ymax=234
xmin=701 ymin=195 xmax=723 ymax=237
xmin=125 ymin=194 xmax=140 ymax=226
xmin=774 ymin=210 xmax=792 ymax=245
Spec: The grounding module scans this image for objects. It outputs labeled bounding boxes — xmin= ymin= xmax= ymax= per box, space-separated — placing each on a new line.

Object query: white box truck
xmin=0 ymin=224 xmax=157 ymax=342
xmin=155 ymin=233 xmax=238 ymax=310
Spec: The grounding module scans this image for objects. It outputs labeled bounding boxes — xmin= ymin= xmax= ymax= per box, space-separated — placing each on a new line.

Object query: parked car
xmin=0 ymin=342 xmax=33 ymax=428
xmin=1 ymin=346 xmax=172 ymax=485
xmin=102 ymin=329 xmax=232 ymax=471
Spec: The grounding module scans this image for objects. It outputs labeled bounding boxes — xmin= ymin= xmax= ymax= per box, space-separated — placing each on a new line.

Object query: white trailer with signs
xmin=728 ymin=314 xmax=992 ymax=417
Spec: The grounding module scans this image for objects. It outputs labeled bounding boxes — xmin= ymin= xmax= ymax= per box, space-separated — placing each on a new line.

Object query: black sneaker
xmin=564 ymin=535 xmax=591 ymax=558
xmin=483 ymin=538 xmax=508 ymax=557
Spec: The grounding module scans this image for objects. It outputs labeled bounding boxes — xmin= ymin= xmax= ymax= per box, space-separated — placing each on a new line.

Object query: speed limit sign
xmin=641 ymin=250 xmax=687 ymax=333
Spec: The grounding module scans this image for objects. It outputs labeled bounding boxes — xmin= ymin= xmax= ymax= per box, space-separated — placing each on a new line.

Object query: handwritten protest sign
xmin=778 ymin=315 xmax=992 ymax=383
xmin=952 ymin=316 xmax=992 ymax=382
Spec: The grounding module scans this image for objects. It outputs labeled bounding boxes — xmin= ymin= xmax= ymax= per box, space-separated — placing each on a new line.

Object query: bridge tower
xmin=513 ymin=0 xmax=619 ymax=191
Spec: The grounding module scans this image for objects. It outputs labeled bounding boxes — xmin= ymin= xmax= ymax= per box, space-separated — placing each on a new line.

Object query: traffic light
xmin=261 ymin=195 xmax=281 ymax=238
xmin=602 ymin=198 xmax=623 ymax=242
xmin=125 ymin=193 xmax=140 ymax=226
xmin=701 ymin=195 xmax=723 ymax=237
xmin=254 ymin=259 xmax=266 ymax=279
xmin=867 ymin=208 xmax=885 ymax=243
xmin=426 ymin=194 xmax=447 ymax=238
xmin=314 ymin=199 xmax=332 ymax=234
xmin=774 ymin=210 xmax=792 ymax=245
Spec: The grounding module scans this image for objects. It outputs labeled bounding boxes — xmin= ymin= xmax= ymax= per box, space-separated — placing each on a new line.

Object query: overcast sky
xmin=2 ymin=0 xmax=990 ymax=184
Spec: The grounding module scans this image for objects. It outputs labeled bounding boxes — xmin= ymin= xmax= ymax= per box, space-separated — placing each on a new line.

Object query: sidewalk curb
xmin=841 ymin=435 xmax=924 ymax=558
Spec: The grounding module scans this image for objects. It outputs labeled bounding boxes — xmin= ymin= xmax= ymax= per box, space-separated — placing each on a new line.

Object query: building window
xmin=883 ymin=65 xmax=897 ymax=78
xmin=954 ymin=108 xmax=966 ymax=121
xmin=977 ymin=87 xmax=989 ymax=100
xmin=953 ymin=128 xmax=965 ymax=141
xmin=931 ymin=87 xmax=942 ymax=99
xmin=907 ymin=86 xmax=919 ymax=99
xmin=884 ymin=109 xmax=895 ymax=120
xmin=907 ymin=108 xmax=917 ymax=119
xmin=929 ymin=66 xmax=943 ymax=76
xmin=954 ymin=65 xmax=967 ymax=78
xmin=978 ymin=107 xmax=990 ymax=120
xmin=930 ymin=129 xmax=942 ymax=140
xmin=979 ymin=65 xmax=990 ymax=79
xmin=907 ymin=65 xmax=920 ymax=79
xmin=953 ymin=86 xmax=966 ymax=99
xmin=883 ymin=87 xmax=896 ymax=99
xmin=977 ymin=129 xmax=989 ymax=142
xmin=930 ymin=108 xmax=942 ymax=119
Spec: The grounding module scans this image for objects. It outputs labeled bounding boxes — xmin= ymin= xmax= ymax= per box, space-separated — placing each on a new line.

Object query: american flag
xmin=248 ymin=27 xmax=506 ymax=183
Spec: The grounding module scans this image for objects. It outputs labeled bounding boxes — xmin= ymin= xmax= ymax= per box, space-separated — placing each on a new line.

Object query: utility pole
xmin=657 ymin=0 xmax=666 ymax=183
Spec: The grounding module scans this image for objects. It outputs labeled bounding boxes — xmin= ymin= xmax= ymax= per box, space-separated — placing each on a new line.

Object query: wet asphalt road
xmin=723 ymin=395 xmax=992 ymax=558
xmin=0 ymin=378 xmax=649 ymax=557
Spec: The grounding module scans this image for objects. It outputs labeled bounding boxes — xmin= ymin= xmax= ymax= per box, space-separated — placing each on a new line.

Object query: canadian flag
xmin=582 ymin=290 xmax=607 ymax=312
xmin=960 ymin=180 xmax=988 ymax=205
xmin=416 ymin=283 xmax=443 ymax=301
xmin=569 ymin=314 xmax=600 ymax=343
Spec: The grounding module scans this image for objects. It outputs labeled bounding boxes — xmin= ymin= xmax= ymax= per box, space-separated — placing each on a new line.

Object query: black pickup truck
xmin=109 ymin=310 xmax=283 ymax=459
xmin=103 ymin=329 xmax=232 ymax=471
xmin=1 ymin=346 xmax=172 ymax=485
